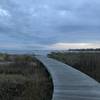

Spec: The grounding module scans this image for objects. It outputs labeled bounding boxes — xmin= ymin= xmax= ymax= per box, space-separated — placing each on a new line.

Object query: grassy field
xmin=0 ymin=54 xmax=53 ymax=100
xmin=48 ymin=51 xmax=100 ymax=82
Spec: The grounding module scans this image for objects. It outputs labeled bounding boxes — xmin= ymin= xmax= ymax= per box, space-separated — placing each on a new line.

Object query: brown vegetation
xmin=0 ymin=54 xmax=53 ymax=100
xmin=48 ymin=51 xmax=100 ymax=82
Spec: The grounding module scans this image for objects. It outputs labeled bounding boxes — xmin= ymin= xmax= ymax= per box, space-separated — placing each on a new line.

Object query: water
xmin=0 ymin=49 xmax=54 ymax=56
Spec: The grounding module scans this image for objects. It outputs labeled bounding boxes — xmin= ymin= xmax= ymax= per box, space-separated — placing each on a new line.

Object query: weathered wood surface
xmin=36 ymin=56 xmax=100 ymax=100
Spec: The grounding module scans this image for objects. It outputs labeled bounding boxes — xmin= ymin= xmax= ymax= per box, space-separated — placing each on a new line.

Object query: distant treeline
xmin=48 ymin=51 xmax=100 ymax=82
xmin=68 ymin=48 xmax=100 ymax=51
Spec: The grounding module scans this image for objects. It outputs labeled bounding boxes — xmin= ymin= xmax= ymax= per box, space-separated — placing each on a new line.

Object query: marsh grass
xmin=48 ymin=52 xmax=100 ymax=82
xmin=0 ymin=55 xmax=53 ymax=100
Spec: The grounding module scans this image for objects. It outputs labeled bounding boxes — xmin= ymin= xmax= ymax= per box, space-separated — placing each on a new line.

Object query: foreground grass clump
xmin=0 ymin=54 xmax=53 ymax=100
xmin=48 ymin=51 xmax=100 ymax=82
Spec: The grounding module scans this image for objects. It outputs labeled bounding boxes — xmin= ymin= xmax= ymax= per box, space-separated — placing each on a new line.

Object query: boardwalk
xmin=36 ymin=56 xmax=100 ymax=100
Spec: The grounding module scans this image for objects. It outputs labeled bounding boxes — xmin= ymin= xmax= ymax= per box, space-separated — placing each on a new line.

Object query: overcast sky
xmin=0 ymin=0 xmax=100 ymax=50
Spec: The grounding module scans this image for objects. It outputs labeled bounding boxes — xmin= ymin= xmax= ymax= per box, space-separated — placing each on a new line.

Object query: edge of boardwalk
xmin=36 ymin=56 xmax=100 ymax=100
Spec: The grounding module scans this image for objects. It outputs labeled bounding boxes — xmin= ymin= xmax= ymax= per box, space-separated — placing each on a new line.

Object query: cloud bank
xmin=0 ymin=0 xmax=100 ymax=50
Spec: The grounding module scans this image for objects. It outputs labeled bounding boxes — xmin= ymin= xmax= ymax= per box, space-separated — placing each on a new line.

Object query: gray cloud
xmin=0 ymin=0 xmax=100 ymax=50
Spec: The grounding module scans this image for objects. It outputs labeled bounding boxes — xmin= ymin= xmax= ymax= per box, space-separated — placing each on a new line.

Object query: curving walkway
xmin=36 ymin=56 xmax=100 ymax=100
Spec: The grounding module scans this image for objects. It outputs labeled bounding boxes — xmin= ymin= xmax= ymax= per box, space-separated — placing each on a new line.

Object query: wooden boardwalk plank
xmin=36 ymin=56 xmax=100 ymax=100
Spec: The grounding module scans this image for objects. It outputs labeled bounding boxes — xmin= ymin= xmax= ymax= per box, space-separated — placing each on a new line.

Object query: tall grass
xmin=48 ymin=52 xmax=100 ymax=82
xmin=0 ymin=54 xmax=53 ymax=100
